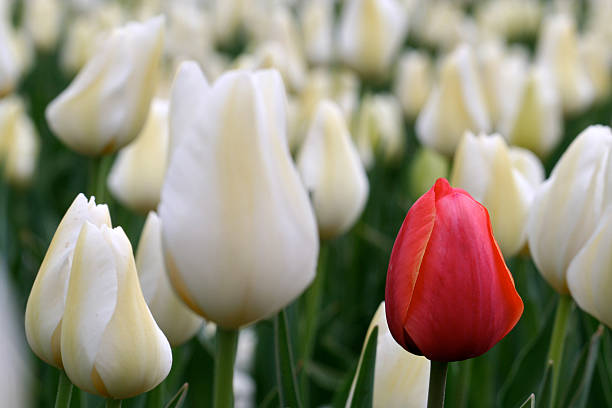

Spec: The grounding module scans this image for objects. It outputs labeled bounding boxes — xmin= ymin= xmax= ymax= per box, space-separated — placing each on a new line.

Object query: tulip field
xmin=3 ymin=0 xmax=612 ymax=407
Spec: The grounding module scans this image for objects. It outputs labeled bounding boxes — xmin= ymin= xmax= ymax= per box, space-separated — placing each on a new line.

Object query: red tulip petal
xmin=403 ymin=185 xmax=523 ymax=361
xmin=385 ymin=181 xmax=437 ymax=354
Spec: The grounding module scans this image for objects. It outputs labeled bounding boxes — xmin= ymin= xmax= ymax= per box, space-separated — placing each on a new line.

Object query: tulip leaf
xmin=164 ymin=383 xmax=188 ymax=408
xmin=516 ymin=393 xmax=535 ymax=408
xmin=564 ymin=325 xmax=604 ymax=408
xmin=535 ymin=361 xmax=553 ymax=408
xmin=349 ymin=326 xmax=378 ymax=408
xmin=275 ymin=309 xmax=303 ymax=408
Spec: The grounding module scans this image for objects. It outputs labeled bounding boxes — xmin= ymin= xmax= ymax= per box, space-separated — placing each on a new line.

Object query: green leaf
xmin=164 ymin=383 xmax=188 ymax=408
xmin=535 ymin=361 xmax=553 ymax=408
xmin=516 ymin=394 xmax=535 ymax=408
xmin=567 ymin=325 xmax=604 ymax=408
xmin=349 ymin=326 xmax=378 ymax=408
xmin=275 ymin=309 xmax=303 ymax=408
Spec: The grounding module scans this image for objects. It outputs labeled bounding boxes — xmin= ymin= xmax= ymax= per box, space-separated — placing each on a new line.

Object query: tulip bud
xmin=46 ymin=16 xmax=165 ymax=156
xmin=579 ymin=33 xmax=612 ymax=103
xmin=23 ymin=0 xmax=62 ymax=51
xmin=476 ymin=0 xmax=542 ymax=41
xmin=413 ymin=2 xmax=468 ymax=51
xmin=527 ymin=125 xmax=612 ymax=294
xmin=0 ymin=18 xmax=22 ymax=97
xmin=107 ymin=98 xmax=169 ymax=213
xmin=337 ymin=0 xmax=408 ymax=78
xmin=136 ymin=212 xmax=203 ymax=346
xmin=345 ymin=302 xmax=430 ymax=408
xmin=299 ymin=0 xmax=333 ymax=65
xmin=536 ymin=14 xmax=594 ymax=114
xmin=499 ymin=65 xmax=563 ymax=158
xmin=408 ymin=147 xmax=450 ymax=201
xmin=567 ymin=208 xmax=612 ymax=328
xmin=25 ymin=194 xmax=111 ymax=368
xmin=385 ymin=178 xmax=523 ymax=361
xmin=160 ymin=67 xmax=319 ymax=329
xmin=297 ymin=100 xmax=369 ymax=239
xmin=61 ymin=222 xmax=172 ymax=398
xmin=165 ymin=2 xmax=213 ymax=67
xmin=394 ymin=50 xmax=433 ymax=120
xmin=354 ymin=93 xmax=405 ymax=169
xmin=0 ymin=96 xmax=40 ymax=187
xmin=416 ymin=45 xmax=490 ymax=157
xmin=451 ymin=132 xmax=544 ymax=257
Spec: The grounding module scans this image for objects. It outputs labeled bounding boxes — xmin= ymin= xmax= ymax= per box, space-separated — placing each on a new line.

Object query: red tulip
xmin=385 ymin=178 xmax=523 ymax=362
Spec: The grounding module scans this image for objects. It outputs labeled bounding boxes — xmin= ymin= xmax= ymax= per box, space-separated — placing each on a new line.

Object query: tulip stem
xmin=54 ymin=370 xmax=74 ymax=408
xmin=547 ymin=294 xmax=574 ymax=408
xmin=213 ymin=327 xmax=239 ymax=408
xmin=105 ymin=399 xmax=122 ymax=408
xmin=427 ymin=361 xmax=448 ymax=408
xmin=89 ymin=155 xmax=113 ymax=203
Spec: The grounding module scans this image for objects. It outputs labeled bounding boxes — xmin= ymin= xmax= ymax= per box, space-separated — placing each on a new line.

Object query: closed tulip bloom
xmin=23 ymin=0 xmax=62 ymax=51
xmin=108 ymin=98 xmax=169 ymax=213
xmin=527 ymin=126 xmax=612 ymax=294
xmin=338 ymin=0 xmax=407 ymax=78
xmin=61 ymin=222 xmax=172 ymax=398
xmin=499 ymin=65 xmax=562 ymax=158
xmin=476 ymin=0 xmax=541 ymax=41
xmin=416 ymin=45 xmax=490 ymax=157
xmin=346 ymin=302 xmax=430 ymax=408
xmin=394 ymin=50 xmax=433 ymax=120
xmin=297 ymin=100 xmax=369 ymax=239
xmin=451 ymin=133 xmax=544 ymax=257
xmin=25 ymin=194 xmax=111 ymax=368
xmin=136 ymin=212 xmax=203 ymax=346
xmin=536 ymin=14 xmax=594 ymax=114
xmin=300 ymin=0 xmax=334 ymax=65
xmin=159 ymin=67 xmax=319 ymax=329
xmin=580 ymin=33 xmax=612 ymax=103
xmin=0 ymin=18 xmax=21 ymax=97
xmin=385 ymin=178 xmax=523 ymax=361
xmin=46 ymin=16 xmax=164 ymax=156
xmin=567 ymin=209 xmax=612 ymax=328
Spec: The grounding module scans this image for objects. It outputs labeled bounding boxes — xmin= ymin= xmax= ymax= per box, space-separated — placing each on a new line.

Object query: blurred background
xmin=1 ymin=0 xmax=612 ymax=407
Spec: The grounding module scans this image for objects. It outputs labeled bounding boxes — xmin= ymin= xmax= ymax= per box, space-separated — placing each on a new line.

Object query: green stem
xmin=147 ymin=381 xmax=165 ymax=408
xmin=105 ymin=399 xmax=122 ymax=408
xmin=428 ymin=361 xmax=448 ymax=408
xmin=54 ymin=370 xmax=74 ymax=408
xmin=213 ymin=327 xmax=239 ymax=408
xmin=89 ymin=155 xmax=112 ymax=203
xmin=547 ymin=294 xmax=574 ymax=408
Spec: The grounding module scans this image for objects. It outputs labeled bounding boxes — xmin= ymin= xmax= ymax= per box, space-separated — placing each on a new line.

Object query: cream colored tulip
xmin=346 ymin=302 xmax=430 ymax=408
xmin=394 ymin=50 xmax=433 ymax=120
xmin=136 ymin=212 xmax=203 ymax=346
xmin=536 ymin=14 xmax=594 ymax=114
xmin=46 ymin=16 xmax=165 ymax=156
xmin=354 ymin=93 xmax=404 ymax=169
xmin=499 ymin=65 xmax=563 ymax=158
xmin=25 ymin=194 xmax=111 ymax=368
xmin=61 ymin=222 xmax=172 ymax=398
xmin=476 ymin=0 xmax=541 ymax=41
xmin=107 ymin=98 xmax=169 ymax=213
xmin=413 ymin=1 xmax=468 ymax=51
xmin=338 ymin=0 xmax=407 ymax=78
xmin=580 ymin=33 xmax=612 ymax=103
xmin=213 ymin=0 xmax=247 ymax=45
xmin=451 ymin=132 xmax=544 ymax=257
xmin=567 ymin=208 xmax=612 ymax=328
xmin=297 ymin=100 xmax=369 ymax=239
xmin=24 ymin=0 xmax=62 ymax=51
xmin=0 ymin=17 xmax=21 ymax=97
xmin=159 ymin=67 xmax=318 ymax=329
xmin=416 ymin=44 xmax=490 ymax=157
xmin=165 ymin=2 xmax=213 ymax=67
xmin=528 ymin=125 xmax=612 ymax=294
xmin=300 ymin=0 xmax=334 ymax=65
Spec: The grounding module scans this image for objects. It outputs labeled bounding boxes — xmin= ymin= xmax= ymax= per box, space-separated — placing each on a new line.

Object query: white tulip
xmin=337 ymin=0 xmax=408 ymax=78
xmin=136 ymin=212 xmax=203 ymax=346
xmin=451 ymin=132 xmax=544 ymax=257
xmin=213 ymin=0 xmax=247 ymax=45
xmin=346 ymin=302 xmax=430 ymax=408
xmin=108 ymin=98 xmax=169 ymax=213
xmin=394 ymin=50 xmax=433 ymax=120
xmin=165 ymin=2 xmax=213 ymax=67
xmin=297 ymin=100 xmax=369 ymax=239
xmin=23 ymin=0 xmax=62 ymax=51
xmin=528 ymin=126 xmax=612 ymax=293
xmin=0 ymin=17 xmax=22 ymax=97
xmin=536 ymin=14 xmax=594 ymax=114
xmin=580 ymin=33 xmax=612 ymax=103
xmin=159 ymin=67 xmax=319 ymax=329
xmin=413 ymin=2 xmax=468 ymax=51
xmin=416 ymin=44 xmax=490 ymax=157
xmin=46 ymin=16 xmax=165 ymax=156
xmin=300 ymin=0 xmax=334 ymax=65
xmin=567 ymin=208 xmax=612 ymax=328
xmin=61 ymin=222 xmax=172 ymax=398
xmin=25 ymin=194 xmax=111 ymax=368
xmin=476 ymin=0 xmax=542 ymax=41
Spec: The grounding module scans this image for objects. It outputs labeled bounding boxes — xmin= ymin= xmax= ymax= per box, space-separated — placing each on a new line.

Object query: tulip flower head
xmin=160 ymin=66 xmax=319 ymax=329
xmin=385 ymin=179 xmax=523 ymax=361
xmin=25 ymin=194 xmax=111 ymax=368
